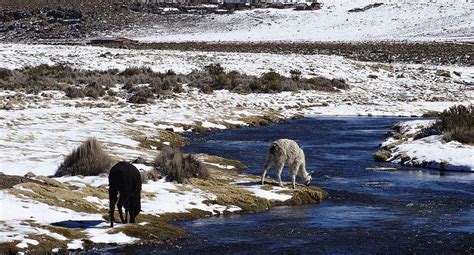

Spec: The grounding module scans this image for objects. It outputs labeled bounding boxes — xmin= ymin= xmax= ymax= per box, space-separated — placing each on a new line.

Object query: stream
xmin=103 ymin=116 xmax=474 ymax=254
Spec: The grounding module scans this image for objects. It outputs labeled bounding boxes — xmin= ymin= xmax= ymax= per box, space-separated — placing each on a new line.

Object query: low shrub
xmin=128 ymin=87 xmax=154 ymax=104
xmin=55 ymin=138 xmax=113 ymax=177
xmin=153 ymin=147 xmax=209 ymax=184
xmin=65 ymin=86 xmax=84 ymax=98
xmin=83 ymin=83 xmax=106 ymax=99
xmin=439 ymin=105 xmax=474 ymax=144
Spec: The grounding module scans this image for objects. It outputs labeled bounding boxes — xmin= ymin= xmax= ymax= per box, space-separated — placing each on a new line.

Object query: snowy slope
xmin=116 ymin=0 xmax=474 ymax=42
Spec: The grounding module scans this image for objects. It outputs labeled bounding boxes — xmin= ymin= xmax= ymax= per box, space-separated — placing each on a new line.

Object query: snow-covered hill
xmin=117 ymin=0 xmax=473 ymax=42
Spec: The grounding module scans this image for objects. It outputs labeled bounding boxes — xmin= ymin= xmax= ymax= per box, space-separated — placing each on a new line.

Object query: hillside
xmin=117 ymin=0 xmax=473 ymax=42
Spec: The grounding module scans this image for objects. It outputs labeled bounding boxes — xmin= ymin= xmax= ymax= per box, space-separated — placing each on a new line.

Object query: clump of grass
xmin=55 ymin=138 xmax=113 ymax=177
xmin=154 ymin=147 xmax=209 ymax=184
xmin=439 ymin=105 xmax=474 ymax=144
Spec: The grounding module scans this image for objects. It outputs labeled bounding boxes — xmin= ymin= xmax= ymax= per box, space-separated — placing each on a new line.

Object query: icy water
xmin=103 ymin=117 xmax=474 ymax=254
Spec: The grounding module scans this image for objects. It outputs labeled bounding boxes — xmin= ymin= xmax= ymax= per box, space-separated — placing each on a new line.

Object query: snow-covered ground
xmin=114 ymin=0 xmax=474 ymax=42
xmin=381 ymin=120 xmax=474 ymax=172
xmin=0 ymin=43 xmax=472 ymax=176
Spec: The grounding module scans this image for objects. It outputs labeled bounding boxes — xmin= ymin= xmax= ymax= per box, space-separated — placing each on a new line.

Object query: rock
xmin=348 ymin=3 xmax=383 ymax=13
xmin=399 ymin=154 xmax=411 ymax=163
xmin=374 ymin=150 xmax=392 ymax=162
xmin=24 ymin=172 xmax=36 ymax=178
xmin=367 ymin=74 xmax=378 ymax=79
xmin=435 ymin=69 xmax=451 ymax=78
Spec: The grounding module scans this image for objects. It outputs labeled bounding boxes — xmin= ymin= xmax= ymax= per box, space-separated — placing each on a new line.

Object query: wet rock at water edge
xmin=374 ymin=150 xmax=392 ymax=162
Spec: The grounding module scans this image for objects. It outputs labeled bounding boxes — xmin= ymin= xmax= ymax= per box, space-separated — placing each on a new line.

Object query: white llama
xmin=261 ymin=139 xmax=313 ymax=189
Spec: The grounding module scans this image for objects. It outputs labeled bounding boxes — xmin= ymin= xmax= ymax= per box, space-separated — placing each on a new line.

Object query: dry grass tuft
xmin=154 ymin=147 xmax=209 ymax=184
xmin=56 ymin=138 xmax=113 ymax=177
xmin=439 ymin=105 xmax=474 ymax=144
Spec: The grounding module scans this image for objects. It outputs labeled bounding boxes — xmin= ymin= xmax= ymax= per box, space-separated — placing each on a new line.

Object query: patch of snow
xmin=205 ymin=162 xmax=236 ymax=170
xmin=16 ymin=238 xmax=39 ymax=249
xmin=384 ymin=120 xmax=474 ymax=172
xmin=67 ymin=240 xmax=84 ymax=250
xmin=235 ymin=181 xmax=293 ymax=201
xmin=85 ymin=222 xmax=139 ymax=244
xmin=246 ymin=185 xmax=293 ymax=201
xmin=141 ymin=179 xmax=230 ymax=215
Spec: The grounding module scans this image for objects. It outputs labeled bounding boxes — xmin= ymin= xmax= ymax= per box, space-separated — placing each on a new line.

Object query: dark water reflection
xmin=98 ymin=117 xmax=474 ymax=254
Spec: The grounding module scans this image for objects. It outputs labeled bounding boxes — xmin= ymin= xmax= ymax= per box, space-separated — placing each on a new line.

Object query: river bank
xmin=0 ymin=153 xmax=327 ymax=253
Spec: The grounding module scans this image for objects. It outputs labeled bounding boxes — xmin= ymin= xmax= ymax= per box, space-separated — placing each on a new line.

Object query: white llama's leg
xmin=290 ymin=163 xmax=299 ymax=189
xmin=276 ymin=162 xmax=285 ymax=187
xmin=261 ymin=159 xmax=274 ymax=185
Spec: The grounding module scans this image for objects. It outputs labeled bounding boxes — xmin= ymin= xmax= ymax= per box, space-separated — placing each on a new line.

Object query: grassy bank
xmin=0 ymin=154 xmax=327 ymax=253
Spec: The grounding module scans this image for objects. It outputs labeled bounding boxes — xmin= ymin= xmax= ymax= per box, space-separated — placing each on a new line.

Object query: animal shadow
xmin=51 ymin=220 xmax=104 ymax=229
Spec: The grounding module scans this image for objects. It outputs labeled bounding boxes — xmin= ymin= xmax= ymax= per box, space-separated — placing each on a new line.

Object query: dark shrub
xmin=122 ymin=80 xmax=135 ymax=92
xmin=83 ymin=83 xmax=105 ymax=98
xmin=307 ymin=77 xmax=348 ymax=91
xmin=290 ymin=69 xmax=302 ymax=81
xmin=0 ymin=68 xmax=12 ymax=80
xmin=173 ymin=84 xmax=184 ymax=93
xmin=56 ymin=138 xmax=113 ymax=177
xmin=205 ymin=63 xmax=225 ymax=76
xmin=25 ymin=64 xmax=75 ymax=79
xmin=154 ymin=147 xmax=209 ymax=184
xmin=249 ymin=79 xmax=263 ymax=92
xmin=262 ymin=71 xmax=283 ymax=92
xmin=200 ymin=84 xmax=214 ymax=94
xmin=107 ymin=89 xmax=117 ymax=97
xmin=65 ymin=86 xmax=84 ymax=98
xmin=166 ymin=69 xmax=176 ymax=76
xmin=440 ymin=105 xmax=474 ymax=144
xmin=330 ymin=78 xmax=349 ymax=90
xmin=161 ymin=79 xmax=175 ymax=91
xmin=128 ymin=87 xmax=154 ymax=104
xmin=95 ymin=74 xmax=115 ymax=88
xmin=414 ymin=122 xmax=442 ymax=140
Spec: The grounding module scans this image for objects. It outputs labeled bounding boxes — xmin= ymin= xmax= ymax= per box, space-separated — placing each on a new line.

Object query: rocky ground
xmin=98 ymin=41 xmax=474 ymax=66
xmin=0 ymin=2 xmax=177 ymax=42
